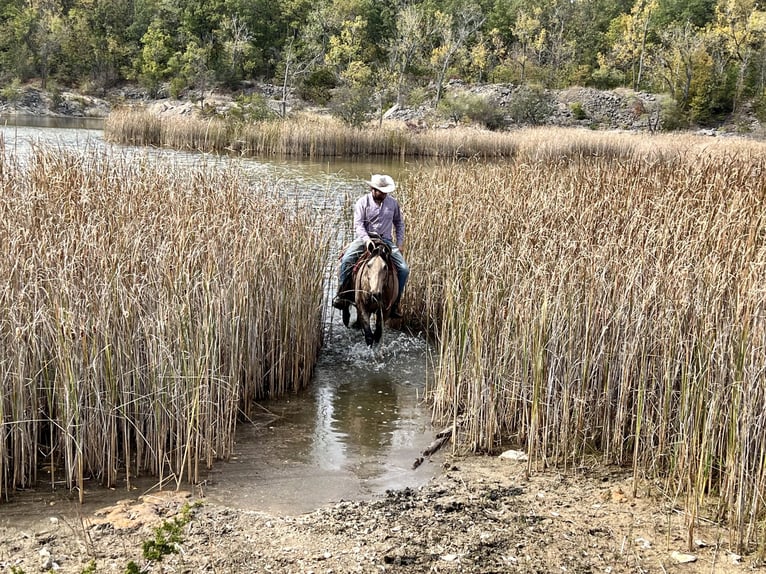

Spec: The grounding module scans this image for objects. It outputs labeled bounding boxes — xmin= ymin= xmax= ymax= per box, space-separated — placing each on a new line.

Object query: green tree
xmin=511 ymin=7 xmax=544 ymax=83
xmin=606 ymin=0 xmax=658 ymax=90
xmin=388 ymin=3 xmax=433 ymax=105
xmin=651 ymin=21 xmax=708 ymax=110
xmin=431 ymin=1 xmax=485 ymax=105
xmin=710 ymin=0 xmax=766 ymax=112
xmin=137 ymin=24 xmax=175 ymax=95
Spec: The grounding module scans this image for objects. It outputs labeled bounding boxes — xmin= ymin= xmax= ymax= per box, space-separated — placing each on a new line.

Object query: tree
xmin=137 ymin=24 xmax=175 ymax=96
xmin=388 ymin=3 xmax=432 ymax=105
xmin=432 ymin=1 xmax=485 ymax=105
xmin=607 ymin=0 xmax=658 ymax=91
xmin=710 ymin=0 xmax=766 ymax=112
xmin=651 ymin=21 xmax=708 ymax=110
xmin=216 ymin=15 xmax=255 ymax=87
xmin=511 ymin=7 xmax=544 ymax=84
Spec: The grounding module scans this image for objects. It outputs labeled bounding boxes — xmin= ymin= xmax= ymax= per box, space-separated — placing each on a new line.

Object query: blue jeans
xmin=338 ymin=238 xmax=409 ymax=303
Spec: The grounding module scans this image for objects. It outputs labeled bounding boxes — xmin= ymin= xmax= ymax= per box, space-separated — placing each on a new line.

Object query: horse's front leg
xmin=360 ymin=309 xmax=374 ymax=346
xmin=373 ymin=308 xmax=383 ymax=344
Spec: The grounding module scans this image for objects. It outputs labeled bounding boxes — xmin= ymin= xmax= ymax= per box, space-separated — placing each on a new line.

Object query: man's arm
xmin=393 ymin=202 xmax=405 ymax=249
xmin=353 ymin=196 xmax=370 ymax=242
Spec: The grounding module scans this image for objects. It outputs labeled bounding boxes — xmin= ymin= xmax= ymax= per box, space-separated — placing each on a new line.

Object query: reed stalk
xmin=402 ymin=129 xmax=766 ymax=553
xmin=104 ymin=109 xmax=522 ymax=160
xmin=0 ymin=145 xmax=330 ymax=496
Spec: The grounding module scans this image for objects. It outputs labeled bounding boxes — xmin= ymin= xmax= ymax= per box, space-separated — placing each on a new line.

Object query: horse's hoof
xmin=342 ymin=307 xmax=350 ymax=327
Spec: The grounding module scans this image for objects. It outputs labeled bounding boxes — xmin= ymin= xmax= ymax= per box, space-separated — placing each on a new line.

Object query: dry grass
xmin=401 ymin=128 xmax=766 ymax=554
xmin=103 ymin=108 xmax=520 ymax=159
xmin=0 ymin=143 xmax=330 ymax=500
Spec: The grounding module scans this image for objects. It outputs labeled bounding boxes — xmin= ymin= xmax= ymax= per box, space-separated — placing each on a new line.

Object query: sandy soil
xmin=0 ymin=454 xmax=757 ymax=574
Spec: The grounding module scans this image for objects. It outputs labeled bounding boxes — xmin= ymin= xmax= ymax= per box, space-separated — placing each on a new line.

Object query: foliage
xmin=405 ymin=86 xmax=433 ymax=107
xmin=228 ymin=93 xmax=279 ymax=122
xmin=569 ymin=101 xmax=588 ymax=120
xmin=507 ymin=85 xmax=554 ymax=125
xmin=655 ymin=93 xmax=686 ymax=130
xmin=328 ymin=84 xmax=374 ymax=127
xmin=0 ymin=0 xmax=764 ymax=128
xmin=298 ymin=67 xmax=338 ymax=105
xmin=437 ymin=90 xmax=506 ymax=130
xmin=0 ymin=79 xmax=23 ymax=103
xmin=141 ymin=504 xmax=194 ymax=561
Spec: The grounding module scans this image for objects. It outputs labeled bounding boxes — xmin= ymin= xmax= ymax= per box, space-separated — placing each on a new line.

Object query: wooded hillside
xmin=1 ymin=0 xmax=765 ymax=128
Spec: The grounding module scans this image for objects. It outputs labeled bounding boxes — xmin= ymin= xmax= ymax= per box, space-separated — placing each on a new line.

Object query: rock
xmin=670 ymin=550 xmax=697 ymax=564
xmin=498 ymin=449 xmax=528 ymax=461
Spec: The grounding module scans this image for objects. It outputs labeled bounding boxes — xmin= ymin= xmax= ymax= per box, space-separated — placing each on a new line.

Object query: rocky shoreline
xmin=2 ymin=82 xmax=763 ymax=138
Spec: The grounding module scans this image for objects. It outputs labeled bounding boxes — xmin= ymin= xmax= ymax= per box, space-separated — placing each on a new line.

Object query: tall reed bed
xmin=402 ymin=130 xmax=766 ymax=553
xmin=104 ymin=108 xmax=520 ymax=159
xmin=0 ymin=144 xmax=330 ymax=501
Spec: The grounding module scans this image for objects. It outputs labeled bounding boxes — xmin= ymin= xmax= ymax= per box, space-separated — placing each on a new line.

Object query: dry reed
xmin=0 ymin=144 xmax=330 ymax=500
xmin=103 ymin=108 xmax=520 ymax=159
xmin=401 ymin=129 xmax=766 ymax=554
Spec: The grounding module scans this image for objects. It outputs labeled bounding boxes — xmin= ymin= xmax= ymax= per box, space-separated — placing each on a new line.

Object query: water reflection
xmin=201 ymin=320 xmax=440 ymax=515
xmin=0 ymin=114 xmax=105 ymax=130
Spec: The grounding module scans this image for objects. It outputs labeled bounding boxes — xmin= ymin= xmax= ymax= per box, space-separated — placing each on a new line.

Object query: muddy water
xmin=203 ymin=317 xmax=441 ymax=515
xmin=0 ymin=120 xmax=441 ymax=524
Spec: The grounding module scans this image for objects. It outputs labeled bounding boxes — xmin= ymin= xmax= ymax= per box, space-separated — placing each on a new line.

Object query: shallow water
xmin=203 ymin=314 xmax=441 ymax=515
xmin=0 ymin=122 xmax=441 ymax=524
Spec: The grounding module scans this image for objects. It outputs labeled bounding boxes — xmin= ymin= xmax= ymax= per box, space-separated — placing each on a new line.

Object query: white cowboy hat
xmin=367 ymin=174 xmax=396 ymax=193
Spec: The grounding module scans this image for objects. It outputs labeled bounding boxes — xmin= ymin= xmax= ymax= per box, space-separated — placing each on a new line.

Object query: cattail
xmin=0 ymin=145 xmax=331 ymax=500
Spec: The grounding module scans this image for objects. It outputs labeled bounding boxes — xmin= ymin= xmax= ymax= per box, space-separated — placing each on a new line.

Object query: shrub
xmin=228 ymin=93 xmax=278 ymax=122
xmin=570 ymin=101 xmax=587 ymax=120
xmin=405 ymin=86 xmax=432 ymax=107
xmin=0 ymin=78 xmax=22 ymax=103
xmin=657 ymin=94 xmax=686 ymax=131
xmin=298 ymin=67 xmax=337 ymax=105
xmin=437 ymin=90 xmax=507 ymax=130
xmin=328 ymin=84 xmax=374 ymax=127
xmin=507 ymin=85 xmax=554 ymax=125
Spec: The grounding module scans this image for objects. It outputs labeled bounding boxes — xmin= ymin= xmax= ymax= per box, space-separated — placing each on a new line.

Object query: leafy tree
xmin=0 ymin=4 xmax=39 ymax=82
xmin=604 ymin=0 xmax=658 ymax=91
xmin=511 ymin=7 xmax=544 ymax=83
xmin=651 ymin=21 xmax=708 ymax=110
xmin=431 ymin=1 xmax=485 ymax=105
xmin=507 ymin=84 xmax=554 ymax=123
xmin=437 ymin=89 xmax=506 ymax=129
xmin=388 ymin=3 xmax=433 ymax=105
xmin=710 ymin=0 xmax=766 ymax=112
xmin=329 ymin=83 xmax=374 ymax=126
xmin=216 ymin=15 xmax=256 ymax=87
xmin=654 ymin=0 xmax=716 ymax=29
xmin=137 ymin=24 xmax=175 ymax=96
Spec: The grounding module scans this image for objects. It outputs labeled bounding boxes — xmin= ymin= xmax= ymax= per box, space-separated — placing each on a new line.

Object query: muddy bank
xmin=0 ymin=455 xmax=754 ymax=573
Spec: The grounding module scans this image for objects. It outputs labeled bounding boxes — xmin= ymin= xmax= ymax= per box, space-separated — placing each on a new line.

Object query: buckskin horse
xmin=340 ymin=238 xmax=398 ymax=346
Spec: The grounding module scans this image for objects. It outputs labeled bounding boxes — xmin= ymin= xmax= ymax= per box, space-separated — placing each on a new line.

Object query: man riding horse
xmin=333 ymin=174 xmax=409 ymax=319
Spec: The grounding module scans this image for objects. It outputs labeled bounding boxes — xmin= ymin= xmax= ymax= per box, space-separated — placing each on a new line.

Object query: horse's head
xmin=363 ymin=243 xmax=391 ymax=303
